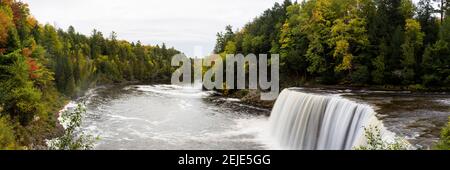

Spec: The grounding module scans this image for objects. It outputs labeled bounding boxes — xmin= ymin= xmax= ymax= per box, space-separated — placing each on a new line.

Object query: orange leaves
xmin=10 ymin=1 xmax=29 ymax=26
xmin=26 ymin=16 xmax=37 ymax=28
xmin=0 ymin=10 xmax=12 ymax=49
xmin=22 ymin=47 xmax=32 ymax=57
xmin=23 ymin=46 xmax=41 ymax=80
xmin=0 ymin=0 xmax=13 ymax=6
xmin=26 ymin=56 xmax=40 ymax=79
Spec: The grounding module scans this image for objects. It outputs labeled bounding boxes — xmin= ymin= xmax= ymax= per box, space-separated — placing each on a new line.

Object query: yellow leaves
xmin=334 ymin=40 xmax=353 ymax=72
xmin=0 ymin=0 xmax=13 ymax=6
xmin=0 ymin=9 xmax=13 ymax=49
xmin=334 ymin=40 xmax=350 ymax=58
xmin=224 ymin=41 xmax=236 ymax=54
xmin=311 ymin=0 xmax=333 ymax=23
xmin=331 ymin=19 xmax=346 ymax=36
xmin=405 ymin=19 xmax=422 ymax=33
xmin=26 ymin=16 xmax=37 ymax=28
xmin=279 ymin=22 xmax=292 ymax=49
xmin=327 ymin=6 xmax=368 ymax=73
xmin=0 ymin=116 xmax=19 ymax=150
xmin=21 ymin=47 xmax=32 ymax=57
xmin=404 ymin=19 xmax=425 ymax=47
xmin=337 ymin=53 xmax=353 ymax=72
xmin=312 ymin=9 xmax=325 ymax=23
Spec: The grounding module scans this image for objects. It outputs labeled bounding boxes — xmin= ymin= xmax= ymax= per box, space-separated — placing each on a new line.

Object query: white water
xmin=269 ymin=89 xmax=387 ymax=150
xmin=52 ymin=85 xmax=413 ymax=150
xmin=76 ymin=84 xmax=271 ymax=150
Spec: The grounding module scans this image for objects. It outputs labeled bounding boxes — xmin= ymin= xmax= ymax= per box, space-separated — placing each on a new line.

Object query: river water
xmin=79 ymin=84 xmax=273 ymax=150
xmin=71 ymin=85 xmax=450 ymax=150
xmin=289 ymin=87 xmax=450 ymax=149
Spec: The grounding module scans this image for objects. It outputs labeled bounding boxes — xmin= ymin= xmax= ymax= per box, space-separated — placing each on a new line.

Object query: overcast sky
xmin=22 ymin=0 xmax=285 ymax=57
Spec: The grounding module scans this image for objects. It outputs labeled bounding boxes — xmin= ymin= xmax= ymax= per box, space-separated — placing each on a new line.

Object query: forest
xmin=0 ymin=0 xmax=449 ymax=149
xmin=0 ymin=0 xmax=179 ymax=149
xmin=214 ymin=0 xmax=450 ymax=90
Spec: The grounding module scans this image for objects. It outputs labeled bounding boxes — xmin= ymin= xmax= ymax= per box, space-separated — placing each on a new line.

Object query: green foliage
xmin=371 ymin=42 xmax=387 ymax=84
xmin=0 ymin=51 xmax=43 ymax=125
xmin=400 ymin=19 xmax=425 ymax=84
xmin=214 ymin=0 xmax=449 ymax=89
xmin=355 ymin=126 xmax=409 ymax=150
xmin=421 ymin=40 xmax=450 ymax=87
xmin=48 ymin=104 xmax=97 ymax=150
xmin=0 ymin=0 xmax=181 ymax=148
xmin=351 ymin=65 xmax=370 ymax=84
xmin=214 ymin=25 xmax=234 ymax=54
xmin=1 ymin=0 xmax=449 ymax=149
xmin=417 ymin=0 xmax=439 ymax=45
xmin=0 ymin=116 xmax=19 ymax=150
xmin=434 ymin=117 xmax=450 ymax=150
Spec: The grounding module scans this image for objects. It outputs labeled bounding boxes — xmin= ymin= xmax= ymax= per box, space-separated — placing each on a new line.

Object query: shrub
xmin=0 ymin=116 xmax=19 ymax=150
xmin=355 ymin=126 xmax=409 ymax=150
xmin=434 ymin=117 xmax=450 ymax=150
xmin=48 ymin=104 xmax=97 ymax=150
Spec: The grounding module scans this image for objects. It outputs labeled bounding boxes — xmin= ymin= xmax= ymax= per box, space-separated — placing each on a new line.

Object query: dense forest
xmin=0 ymin=0 xmax=179 ymax=149
xmin=214 ymin=0 xmax=450 ymax=90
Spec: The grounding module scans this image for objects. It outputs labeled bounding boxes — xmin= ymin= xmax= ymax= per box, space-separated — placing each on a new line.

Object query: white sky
xmin=22 ymin=0 xmax=285 ymax=57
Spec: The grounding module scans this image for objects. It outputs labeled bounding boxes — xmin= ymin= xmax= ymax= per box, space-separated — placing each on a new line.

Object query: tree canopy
xmin=0 ymin=0 xmax=181 ymax=149
xmin=214 ymin=0 xmax=450 ymax=88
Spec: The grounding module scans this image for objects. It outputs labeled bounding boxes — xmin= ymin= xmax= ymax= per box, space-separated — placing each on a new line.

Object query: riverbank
xmin=34 ymin=80 xmax=169 ymax=149
xmin=41 ymin=82 xmax=450 ymax=150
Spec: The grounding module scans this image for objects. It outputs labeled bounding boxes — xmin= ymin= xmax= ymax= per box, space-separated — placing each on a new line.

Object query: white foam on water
xmin=56 ymin=101 xmax=78 ymax=129
xmin=436 ymin=99 xmax=450 ymax=106
xmin=133 ymin=84 xmax=213 ymax=98
xmin=268 ymin=89 xmax=400 ymax=150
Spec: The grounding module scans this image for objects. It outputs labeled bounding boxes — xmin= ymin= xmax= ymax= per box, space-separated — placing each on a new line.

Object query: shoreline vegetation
xmin=210 ymin=0 xmax=450 ymax=150
xmin=0 ymin=0 xmax=449 ymax=150
xmin=0 ymin=0 xmax=178 ymax=149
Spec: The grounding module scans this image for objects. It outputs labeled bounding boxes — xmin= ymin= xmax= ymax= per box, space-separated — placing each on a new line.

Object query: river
xmin=77 ymin=84 xmax=273 ymax=150
xmin=65 ymin=84 xmax=450 ymax=150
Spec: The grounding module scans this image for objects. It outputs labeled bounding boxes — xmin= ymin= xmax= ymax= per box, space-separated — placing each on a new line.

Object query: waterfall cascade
xmin=269 ymin=89 xmax=381 ymax=150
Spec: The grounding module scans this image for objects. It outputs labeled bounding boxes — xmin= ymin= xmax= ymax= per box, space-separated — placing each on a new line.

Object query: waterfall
xmin=269 ymin=89 xmax=381 ymax=150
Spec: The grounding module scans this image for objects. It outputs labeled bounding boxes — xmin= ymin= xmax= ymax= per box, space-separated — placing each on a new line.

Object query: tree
xmin=6 ymin=25 xmax=21 ymax=53
xmin=0 ymin=0 xmax=182 ymax=149
xmin=90 ymin=29 xmax=104 ymax=58
xmin=400 ymin=19 xmax=424 ymax=84
xmin=418 ymin=0 xmax=440 ymax=45
xmin=48 ymin=104 xmax=96 ymax=150
xmin=329 ymin=4 xmax=369 ymax=73
xmin=439 ymin=16 xmax=450 ymax=43
xmin=0 ymin=5 xmax=14 ymax=54
xmin=400 ymin=0 xmax=416 ymax=19
xmin=371 ymin=42 xmax=387 ymax=84
xmin=304 ymin=0 xmax=335 ymax=76
xmin=214 ymin=25 xmax=234 ymax=54
xmin=433 ymin=0 xmax=449 ymax=22
xmin=0 ymin=51 xmax=43 ymax=125
xmin=355 ymin=126 xmax=409 ymax=150
xmin=0 ymin=116 xmax=19 ymax=149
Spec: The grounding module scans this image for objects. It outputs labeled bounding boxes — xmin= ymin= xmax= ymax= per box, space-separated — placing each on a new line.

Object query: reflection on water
xmin=80 ymin=84 xmax=272 ymax=150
